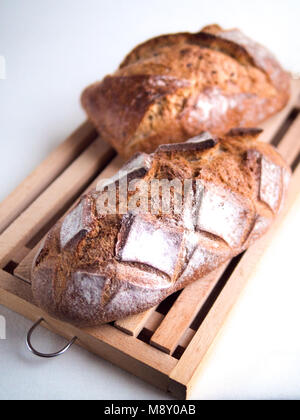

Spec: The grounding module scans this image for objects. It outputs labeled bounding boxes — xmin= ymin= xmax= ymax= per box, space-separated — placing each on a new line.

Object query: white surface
xmin=0 ymin=0 xmax=300 ymax=400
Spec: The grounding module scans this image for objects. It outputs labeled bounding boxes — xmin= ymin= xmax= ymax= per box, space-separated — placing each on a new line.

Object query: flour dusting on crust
xmin=260 ymin=156 xmax=282 ymax=212
xmin=62 ymin=271 xmax=107 ymax=319
xmin=116 ymin=213 xmax=184 ymax=278
xmin=60 ymin=197 xmax=94 ymax=249
xmin=178 ymin=235 xmax=230 ymax=285
xmin=97 ymin=153 xmax=153 ymax=190
xmin=197 ymin=183 xmax=252 ymax=248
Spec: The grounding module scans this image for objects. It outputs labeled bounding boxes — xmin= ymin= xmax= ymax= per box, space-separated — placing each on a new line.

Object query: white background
xmin=0 ymin=0 xmax=300 ymax=400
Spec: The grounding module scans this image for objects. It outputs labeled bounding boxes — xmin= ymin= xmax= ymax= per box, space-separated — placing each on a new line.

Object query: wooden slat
xmin=150 ymin=265 xmax=227 ymax=354
xmin=0 ymin=269 xmax=34 ymax=304
xmin=0 ymin=269 xmax=177 ymax=392
xmin=168 ymin=162 xmax=300 ymax=399
xmin=13 ymin=243 xmax=40 ymax=282
xmin=13 ymin=246 xmax=30 ymax=265
xmin=259 ymin=79 xmax=300 ymax=143
xmin=0 ymin=121 xmax=97 ymax=234
xmin=0 ymin=138 xmax=114 ymax=268
xmin=277 ymin=114 xmax=300 ymax=165
xmin=93 ymin=155 xmax=124 ymax=184
xmin=115 ymin=306 xmax=158 ymax=336
xmin=178 ymin=328 xmax=195 ymax=349
xmin=144 ymin=311 xmax=164 ymax=332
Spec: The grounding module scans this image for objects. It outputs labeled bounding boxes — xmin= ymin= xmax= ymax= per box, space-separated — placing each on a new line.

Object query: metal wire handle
xmin=26 ymin=318 xmax=77 ymax=358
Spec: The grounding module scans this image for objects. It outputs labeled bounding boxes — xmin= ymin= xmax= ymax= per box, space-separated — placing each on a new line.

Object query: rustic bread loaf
xmin=31 ymin=129 xmax=291 ymax=327
xmin=81 ymin=24 xmax=290 ymax=159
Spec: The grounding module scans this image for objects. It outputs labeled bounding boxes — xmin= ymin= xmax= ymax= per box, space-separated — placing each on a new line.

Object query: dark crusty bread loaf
xmin=31 ymin=129 xmax=291 ymax=327
xmin=81 ymin=24 xmax=290 ymax=159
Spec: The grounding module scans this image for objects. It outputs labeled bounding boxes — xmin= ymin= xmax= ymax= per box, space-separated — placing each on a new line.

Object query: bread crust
xmin=81 ymin=25 xmax=290 ymax=158
xmin=31 ymin=130 xmax=291 ymax=327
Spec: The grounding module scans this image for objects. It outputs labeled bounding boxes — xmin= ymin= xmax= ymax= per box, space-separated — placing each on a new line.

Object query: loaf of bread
xmin=31 ymin=129 xmax=290 ymax=327
xmin=81 ymin=24 xmax=290 ymax=159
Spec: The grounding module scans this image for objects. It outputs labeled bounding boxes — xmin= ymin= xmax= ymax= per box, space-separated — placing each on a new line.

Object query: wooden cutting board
xmin=0 ymin=80 xmax=299 ymax=399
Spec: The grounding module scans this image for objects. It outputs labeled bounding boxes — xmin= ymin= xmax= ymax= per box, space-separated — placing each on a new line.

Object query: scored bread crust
xmin=31 ymin=129 xmax=291 ymax=327
xmin=81 ymin=24 xmax=290 ymax=159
